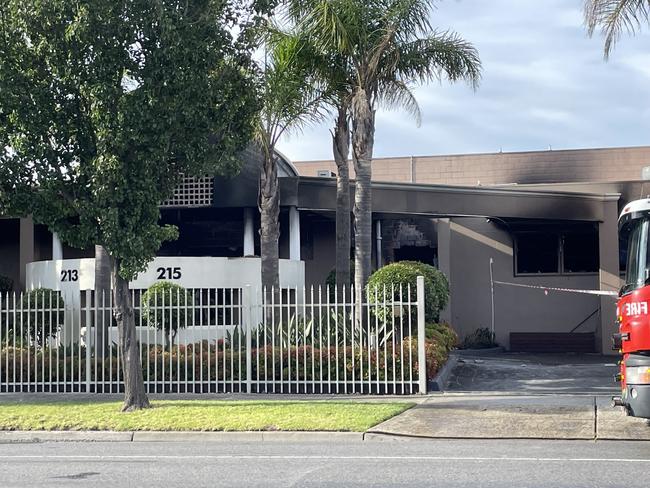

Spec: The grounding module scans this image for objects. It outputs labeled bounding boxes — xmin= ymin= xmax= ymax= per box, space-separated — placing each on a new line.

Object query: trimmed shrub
xmin=399 ymin=261 xmax=449 ymax=318
xmin=366 ymin=261 xmax=449 ymax=323
xmin=18 ymin=288 xmax=65 ymax=346
xmin=0 ymin=275 xmax=13 ymax=293
xmin=142 ymin=281 xmax=192 ymax=347
xmin=461 ymin=327 xmax=498 ymax=349
xmin=425 ymin=322 xmax=458 ymax=352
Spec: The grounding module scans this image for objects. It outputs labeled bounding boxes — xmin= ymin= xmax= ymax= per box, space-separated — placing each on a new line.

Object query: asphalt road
xmin=2 ymin=439 xmax=650 ymax=487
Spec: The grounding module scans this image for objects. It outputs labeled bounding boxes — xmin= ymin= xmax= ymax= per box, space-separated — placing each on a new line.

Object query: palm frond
xmin=375 ymin=79 xmax=422 ymax=126
xmin=256 ymin=27 xmax=328 ymax=147
xmin=384 ymin=32 xmax=481 ymax=90
xmin=585 ymin=0 xmax=650 ymax=58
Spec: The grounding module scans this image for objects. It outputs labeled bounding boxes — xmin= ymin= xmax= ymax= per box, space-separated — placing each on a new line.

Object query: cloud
xmin=279 ymin=0 xmax=650 ymax=161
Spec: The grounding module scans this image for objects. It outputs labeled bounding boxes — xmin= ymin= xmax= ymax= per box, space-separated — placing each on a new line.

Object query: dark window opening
xmin=516 ymin=233 xmax=559 ymax=274
xmin=563 ymin=232 xmax=599 ymax=273
xmin=515 ymin=225 xmax=599 ymax=275
xmin=393 ymin=246 xmax=436 ymax=265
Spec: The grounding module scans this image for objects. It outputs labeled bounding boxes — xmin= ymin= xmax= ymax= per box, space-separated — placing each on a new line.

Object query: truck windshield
xmin=622 ymin=218 xmax=650 ymax=295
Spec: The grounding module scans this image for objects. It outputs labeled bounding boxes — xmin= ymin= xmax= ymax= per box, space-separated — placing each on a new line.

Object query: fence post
xmin=84 ymin=291 xmax=91 ymax=393
xmin=244 ymin=285 xmax=252 ymax=393
xmin=416 ymin=276 xmax=426 ymax=394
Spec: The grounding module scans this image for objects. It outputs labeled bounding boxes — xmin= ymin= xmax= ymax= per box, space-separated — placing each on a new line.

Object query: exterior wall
xmin=445 ymin=217 xmax=601 ymax=350
xmin=294 ymin=146 xmax=650 ymax=186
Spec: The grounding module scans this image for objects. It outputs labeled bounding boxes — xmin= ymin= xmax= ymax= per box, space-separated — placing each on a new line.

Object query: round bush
xmin=18 ymin=288 xmax=65 ymax=346
xmin=399 ymin=261 xmax=449 ymax=318
xmin=142 ymin=281 xmax=192 ymax=346
xmin=366 ymin=261 xmax=449 ymax=323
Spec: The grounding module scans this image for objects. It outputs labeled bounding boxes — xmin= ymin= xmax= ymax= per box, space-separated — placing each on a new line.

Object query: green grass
xmin=0 ymin=400 xmax=413 ymax=432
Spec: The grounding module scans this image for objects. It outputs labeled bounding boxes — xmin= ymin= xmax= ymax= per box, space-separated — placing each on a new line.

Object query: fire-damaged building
xmin=3 ymin=145 xmax=650 ymax=354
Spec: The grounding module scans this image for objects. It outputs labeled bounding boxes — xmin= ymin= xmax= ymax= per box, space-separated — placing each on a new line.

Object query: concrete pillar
xmin=437 ymin=219 xmax=452 ymax=324
xmin=599 ymin=196 xmax=622 ymax=355
xmin=243 ymin=208 xmax=255 ymax=256
xmin=19 ymin=217 xmax=34 ymax=290
xmin=52 ymin=232 xmax=63 ymax=260
xmin=289 ymin=206 xmax=301 ymax=261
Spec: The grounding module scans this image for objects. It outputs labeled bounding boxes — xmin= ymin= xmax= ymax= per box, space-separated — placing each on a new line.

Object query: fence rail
xmin=0 ymin=278 xmax=426 ymax=395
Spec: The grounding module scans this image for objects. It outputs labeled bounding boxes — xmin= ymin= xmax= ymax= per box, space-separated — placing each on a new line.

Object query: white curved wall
xmin=25 ymin=257 xmax=305 ymax=346
xmin=26 ymin=256 xmax=305 ymax=293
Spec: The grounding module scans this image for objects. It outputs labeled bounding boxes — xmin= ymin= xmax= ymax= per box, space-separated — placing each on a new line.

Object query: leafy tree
xmin=0 ymin=0 xmax=262 ymax=410
xmin=255 ymin=25 xmax=325 ymax=291
xmin=585 ymin=0 xmax=650 ymax=57
xmin=288 ymin=0 xmax=481 ymax=295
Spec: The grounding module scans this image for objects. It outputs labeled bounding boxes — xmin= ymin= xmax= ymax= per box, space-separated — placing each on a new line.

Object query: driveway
xmin=445 ymin=352 xmax=619 ymax=394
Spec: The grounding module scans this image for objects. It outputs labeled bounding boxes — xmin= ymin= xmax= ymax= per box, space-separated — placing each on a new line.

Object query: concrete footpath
xmin=367 ymin=394 xmax=650 ymax=441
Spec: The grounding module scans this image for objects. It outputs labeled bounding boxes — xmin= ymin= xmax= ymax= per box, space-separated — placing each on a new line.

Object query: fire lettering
xmin=624 ymin=302 xmax=649 ymax=316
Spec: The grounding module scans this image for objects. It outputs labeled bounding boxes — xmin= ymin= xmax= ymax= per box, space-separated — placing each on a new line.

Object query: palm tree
xmin=288 ymin=0 xmax=481 ymax=294
xmin=314 ymin=54 xmax=354 ymax=288
xmin=585 ymin=0 xmax=650 ymax=58
xmin=256 ymin=26 xmax=325 ymax=292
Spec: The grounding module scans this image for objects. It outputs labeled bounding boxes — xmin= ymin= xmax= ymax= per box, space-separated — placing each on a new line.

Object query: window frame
xmin=514 ymin=229 xmax=599 ymax=277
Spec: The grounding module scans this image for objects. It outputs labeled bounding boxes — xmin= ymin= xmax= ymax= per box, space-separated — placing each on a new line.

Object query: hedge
xmin=0 ymin=336 xmax=450 ymax=384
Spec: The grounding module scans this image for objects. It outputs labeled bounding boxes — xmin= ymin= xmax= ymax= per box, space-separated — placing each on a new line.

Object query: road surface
xmin=2 ymin=438 xmax=650 ymax=487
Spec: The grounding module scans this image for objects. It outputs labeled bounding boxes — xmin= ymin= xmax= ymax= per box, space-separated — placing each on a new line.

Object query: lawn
xmin=0 ymin=400 xmax=413 ymax=432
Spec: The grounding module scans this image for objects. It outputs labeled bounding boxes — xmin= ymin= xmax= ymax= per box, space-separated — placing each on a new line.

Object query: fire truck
xmin=613 ymin=198 xmax=650 ymax=418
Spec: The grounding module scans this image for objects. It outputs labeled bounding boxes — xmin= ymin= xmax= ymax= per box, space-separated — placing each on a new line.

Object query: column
xmin=437 ymin=218 xmax=452 ymax=324
xmin=52 ymin=232 xmax=63 ymax=260
xmin=243 ymin=208 xmax=255 ymax=256
xmin=599 ymin=197 xmax=622 ymax=355
xmin=289 ymin=206 xmax=301 ymax=261
xmin=19 ymin=217 xmax=34 ymax=290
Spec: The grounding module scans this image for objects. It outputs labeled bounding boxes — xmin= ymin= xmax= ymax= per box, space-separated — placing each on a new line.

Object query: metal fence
xmin=0 ymin=278 xmax=426 ymax=395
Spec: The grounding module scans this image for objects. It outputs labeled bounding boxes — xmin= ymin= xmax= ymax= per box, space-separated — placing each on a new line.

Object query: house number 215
xmin=157 ymin=267 xmax=182 ymax=280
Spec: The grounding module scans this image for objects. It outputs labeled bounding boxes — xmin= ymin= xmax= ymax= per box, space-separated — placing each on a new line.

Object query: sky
xmin=277 ymin=0 xmax=650 ymax=162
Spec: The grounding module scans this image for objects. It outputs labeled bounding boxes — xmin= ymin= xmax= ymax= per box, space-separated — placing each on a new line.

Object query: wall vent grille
xmin=161 ymin=175 xmax=214 ymax=207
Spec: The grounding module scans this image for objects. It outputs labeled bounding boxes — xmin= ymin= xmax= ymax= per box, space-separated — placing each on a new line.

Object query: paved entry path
xmin=368 ymin=395 xmax=650 ymax=441
xmin=446 ymin=352 xmax=618 ymax=394
xmin=369 ymin=352 xmax=650 ymax=440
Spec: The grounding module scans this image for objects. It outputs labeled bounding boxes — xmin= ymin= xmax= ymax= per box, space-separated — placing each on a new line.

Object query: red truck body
xmin=614 ymin=199 xmax=650 ymax=418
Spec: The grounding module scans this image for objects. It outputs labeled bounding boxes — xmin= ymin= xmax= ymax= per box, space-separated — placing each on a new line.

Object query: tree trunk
xmin=94 ymin=245 xmax=111 ymax=358
xmin=111 ymin=257 xmax=150 ymax=411
xmin=351 ymin=87 xmax=375 ymax=298
xmin=333 ymin=104 xmax=351 ymax=288
xmin=259 ymin=148 xmax=280 ymax=293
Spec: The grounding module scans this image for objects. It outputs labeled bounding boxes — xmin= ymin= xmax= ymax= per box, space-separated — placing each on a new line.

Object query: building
xmin=2 ymin=145 xmax=647 ymax=354
xmin=294 ymin=146 xmax=650 ymax=354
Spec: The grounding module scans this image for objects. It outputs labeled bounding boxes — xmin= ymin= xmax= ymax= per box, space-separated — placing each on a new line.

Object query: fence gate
xmin=0 ymin=278 xmax=427 ymax=395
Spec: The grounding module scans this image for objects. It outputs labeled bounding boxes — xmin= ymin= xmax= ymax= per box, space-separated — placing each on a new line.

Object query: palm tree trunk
xmin=333 ymin=104 xmax=351 ymax=288
xmin=94 ymin=245 xmax=111 ymax=358
xmin=351 ymin=88 xmax=375 ymax=297
xmin=111 ymin=257 xmax=150 ymax=411
xmin=260 ymin=148 xmax=280 ymax=293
